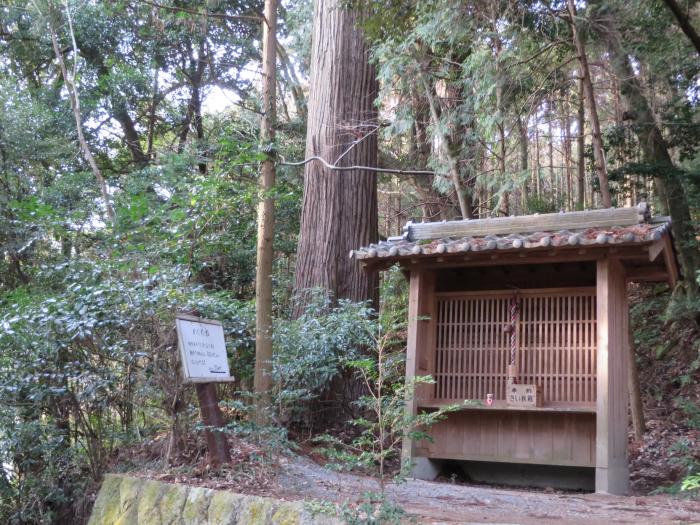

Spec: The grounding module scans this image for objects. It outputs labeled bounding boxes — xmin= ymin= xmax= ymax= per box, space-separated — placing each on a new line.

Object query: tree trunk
xmin=410 ymin=97 xmax=444 ymax=221
xmin=293 ymin=0 xmax=379 ymax=314
xmin=48 ymin=5 xmax=115 ymax=223
xmin=598 ymin=13 xmax=699 ymax=293
xmin=577 ymin=78 xmax=586 ymax=210
xmin=563 ymin=98 xmax=573 ymax=211
xmin=662 ymin=0 xmax=700 ymax=54
xmin=420 ymin=71 xmax=471 ymax=220
xmin=254 ymin=0 xmax=277 ymax=421
xmin=548 ymin=98 xmax=555 ymax=206
xmin=77 ymin=41 xmax=149 ymax=168
xmin=277 ymin=42 xmax=307 ymax=122
xmin=567 ymin=0 xmax=612 ymax=207
xmin=517 ymin=114 xmax=529 ymax=212
xmin=628 ymin=319 xmax=645 ymax=441
xmin=497 ymin=121 xmax=509 ymax=216
xmin=178 ymin=39 xmax=207 ymax=175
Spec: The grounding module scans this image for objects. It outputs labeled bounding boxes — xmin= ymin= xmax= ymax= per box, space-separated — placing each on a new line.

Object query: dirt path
xmin=278 ymin=457 xmax=700 ymax=524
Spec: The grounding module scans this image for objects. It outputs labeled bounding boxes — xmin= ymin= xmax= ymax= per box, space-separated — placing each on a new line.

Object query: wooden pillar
xmin=195 ymin=383 xmax=231 ymax=467
xmin=596 ymin=258 xmax=629 ymax=494
xmin=402 ymin=269 xmax=435 ymax=469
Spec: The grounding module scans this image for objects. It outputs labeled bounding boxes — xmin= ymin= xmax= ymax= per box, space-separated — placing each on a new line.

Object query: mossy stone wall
xmin=88 ymin=474 xmax=339 ymax=525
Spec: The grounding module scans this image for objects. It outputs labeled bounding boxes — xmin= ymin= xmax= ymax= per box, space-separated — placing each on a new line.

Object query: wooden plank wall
xmin=433 ymin=288 xmax=597 ymax=405
xmin=417 ymin=410 xmax=596 ymax=467
xmin=596 ymin=258 xmax=630 ymax=494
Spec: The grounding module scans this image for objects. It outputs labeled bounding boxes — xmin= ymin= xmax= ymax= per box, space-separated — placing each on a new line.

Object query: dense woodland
xmin=0 ymin=0 xmax=699 ymax=523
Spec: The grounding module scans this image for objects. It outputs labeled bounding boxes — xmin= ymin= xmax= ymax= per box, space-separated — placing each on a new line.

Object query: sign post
xmin=176 ymin=314 xmax=234 ymax=467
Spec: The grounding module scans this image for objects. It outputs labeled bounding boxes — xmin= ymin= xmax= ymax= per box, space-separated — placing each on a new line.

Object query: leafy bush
xmin=272 ymin=291 xmax=375 ymax=421
xmin=0 ymin=260 xmax=253 ymax=524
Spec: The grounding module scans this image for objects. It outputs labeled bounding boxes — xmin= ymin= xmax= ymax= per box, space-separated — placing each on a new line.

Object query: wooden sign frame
xmin=176 ymin=313 xmax=235 ymax=384
xmin=175 ymin=313 xmax=233 ymax=466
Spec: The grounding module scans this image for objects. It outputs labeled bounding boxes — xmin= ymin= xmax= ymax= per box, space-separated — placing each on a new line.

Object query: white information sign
xmin=176 ymin=315 xmax=232 ymax=382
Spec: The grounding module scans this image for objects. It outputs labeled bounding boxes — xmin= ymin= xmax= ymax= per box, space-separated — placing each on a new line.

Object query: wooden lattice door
xmin=433 ymin=288 xmax=597 ymax=405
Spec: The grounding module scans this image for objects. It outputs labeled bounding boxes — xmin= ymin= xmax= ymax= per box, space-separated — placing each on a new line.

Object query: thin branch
xmin=46 ymin=1 xmax=115 ymax=222
xmin=333 ymin=125 xmax=380 ymax=165
xmin=134 ymin=0 xmax=264 ymax=24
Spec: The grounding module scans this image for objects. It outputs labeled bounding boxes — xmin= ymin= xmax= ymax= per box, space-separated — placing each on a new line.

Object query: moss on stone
xmin=159 ymin=483 xmax=190 ymax=525
xmin=239 ymin=497 xmax=273 ymax=525
xmin=271 ymin=504 xmax=302 ymax=525
xmin=87 ymin=474 xmax=123 ymax=525
xmin=207 ymin=491 xmax=243 ymax=525
xmin=115 ymin=476 xmax=142 ymax=525
xmin=89 ymin=474 xmax=341 ymax=525
xmin=137 ymin=479 xmax=165 ymax=524
xmin=182 ymin=486 xmax=214 ymax=525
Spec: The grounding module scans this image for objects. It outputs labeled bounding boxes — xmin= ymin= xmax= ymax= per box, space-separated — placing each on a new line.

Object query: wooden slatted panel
xmin=434 ymin=288 xmax=596 ymax=404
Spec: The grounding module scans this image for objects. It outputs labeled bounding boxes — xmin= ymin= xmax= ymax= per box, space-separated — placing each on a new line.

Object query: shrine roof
xmin=351 ymin=204 xmax=674 ymax=269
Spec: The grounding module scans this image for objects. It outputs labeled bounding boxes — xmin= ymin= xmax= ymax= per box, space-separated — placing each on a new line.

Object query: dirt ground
xmin=276 ymin=456 xmax=700 ymax=525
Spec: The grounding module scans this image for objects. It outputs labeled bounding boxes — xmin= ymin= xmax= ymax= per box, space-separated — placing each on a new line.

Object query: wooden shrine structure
xmin=351 ymin=204 xmax=678 ymax=495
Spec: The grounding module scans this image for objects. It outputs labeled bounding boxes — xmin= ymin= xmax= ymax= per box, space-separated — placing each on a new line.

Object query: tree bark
xmin=419 ymin=71 xmax=472 ymax=219
xmin=293 ymin=0 xmax=379 ymax=314
xmin=277 ymin=42 xmax=307 ymax=122
xmin=254 ymin=0 xmax=277 ymax=421
xmin=177 ymin=39 xmax=207 ymax=175
xmin=77 ymin=36 xmax=149 ymax=167
xmin=517 ymin=115 xmax=529 ymax=212
xmin=627 ymin=320 xmax=645 ymax=441
xmin=410 ymin=97 xmax=444 ymax=221
xmin=662 ymin=0 xmax=700 ymax=55
xmin=567 ymin=0 xmax=612 ymax=208
xmin=48 ymin=4 xmax=115 ymax=223
xmin=597 ymin=12 xmax=700 ymax=293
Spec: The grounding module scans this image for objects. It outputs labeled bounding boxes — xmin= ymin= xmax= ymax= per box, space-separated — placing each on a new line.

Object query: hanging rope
xmin=508 ymin=290 xmax=520 ymax=383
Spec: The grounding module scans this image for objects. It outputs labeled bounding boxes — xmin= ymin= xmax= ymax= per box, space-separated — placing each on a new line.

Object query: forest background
xmin=0 ymin=0 xmax=699 ymax=523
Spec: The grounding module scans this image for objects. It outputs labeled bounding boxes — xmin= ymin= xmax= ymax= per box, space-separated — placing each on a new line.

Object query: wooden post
xmin=403 ymin=270 xmax=435 ymax=472
xmin=195 ymin=383 xmax=231 ymax=467
xmin=596 ymin=258 xmax=629 ymax=494
xmin=176 ymin=314 xmax=234 ymax=468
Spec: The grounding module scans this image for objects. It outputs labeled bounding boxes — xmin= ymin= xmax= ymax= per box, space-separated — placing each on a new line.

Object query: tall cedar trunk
xmin=293 ymin=0 xmax=379 ymax=314
xmin=598 ymin=13 xmax=699 ymax=293
xmin=567 ymin=0 xmax=612 ymax=207
xmin=254 ymin=0 xmax=277 ymax=419
xmin=577 ymin=78 xmax=586 ymax=209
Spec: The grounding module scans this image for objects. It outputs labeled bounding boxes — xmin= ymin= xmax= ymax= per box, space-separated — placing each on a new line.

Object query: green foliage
xmin=525 ymin=193 xmax=562 ymax=214
xmin=272 ymin=292 xmax=375 ymax=420
xmin=339 ymin=492 xmax=407 ymax=525
xmin=0 ymin=259 xmax=254 ymax=523
xmin=313 ymin=286 xmax=462 ymax=495
xmin=681 ymin=473 xmax=700 ymax=493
